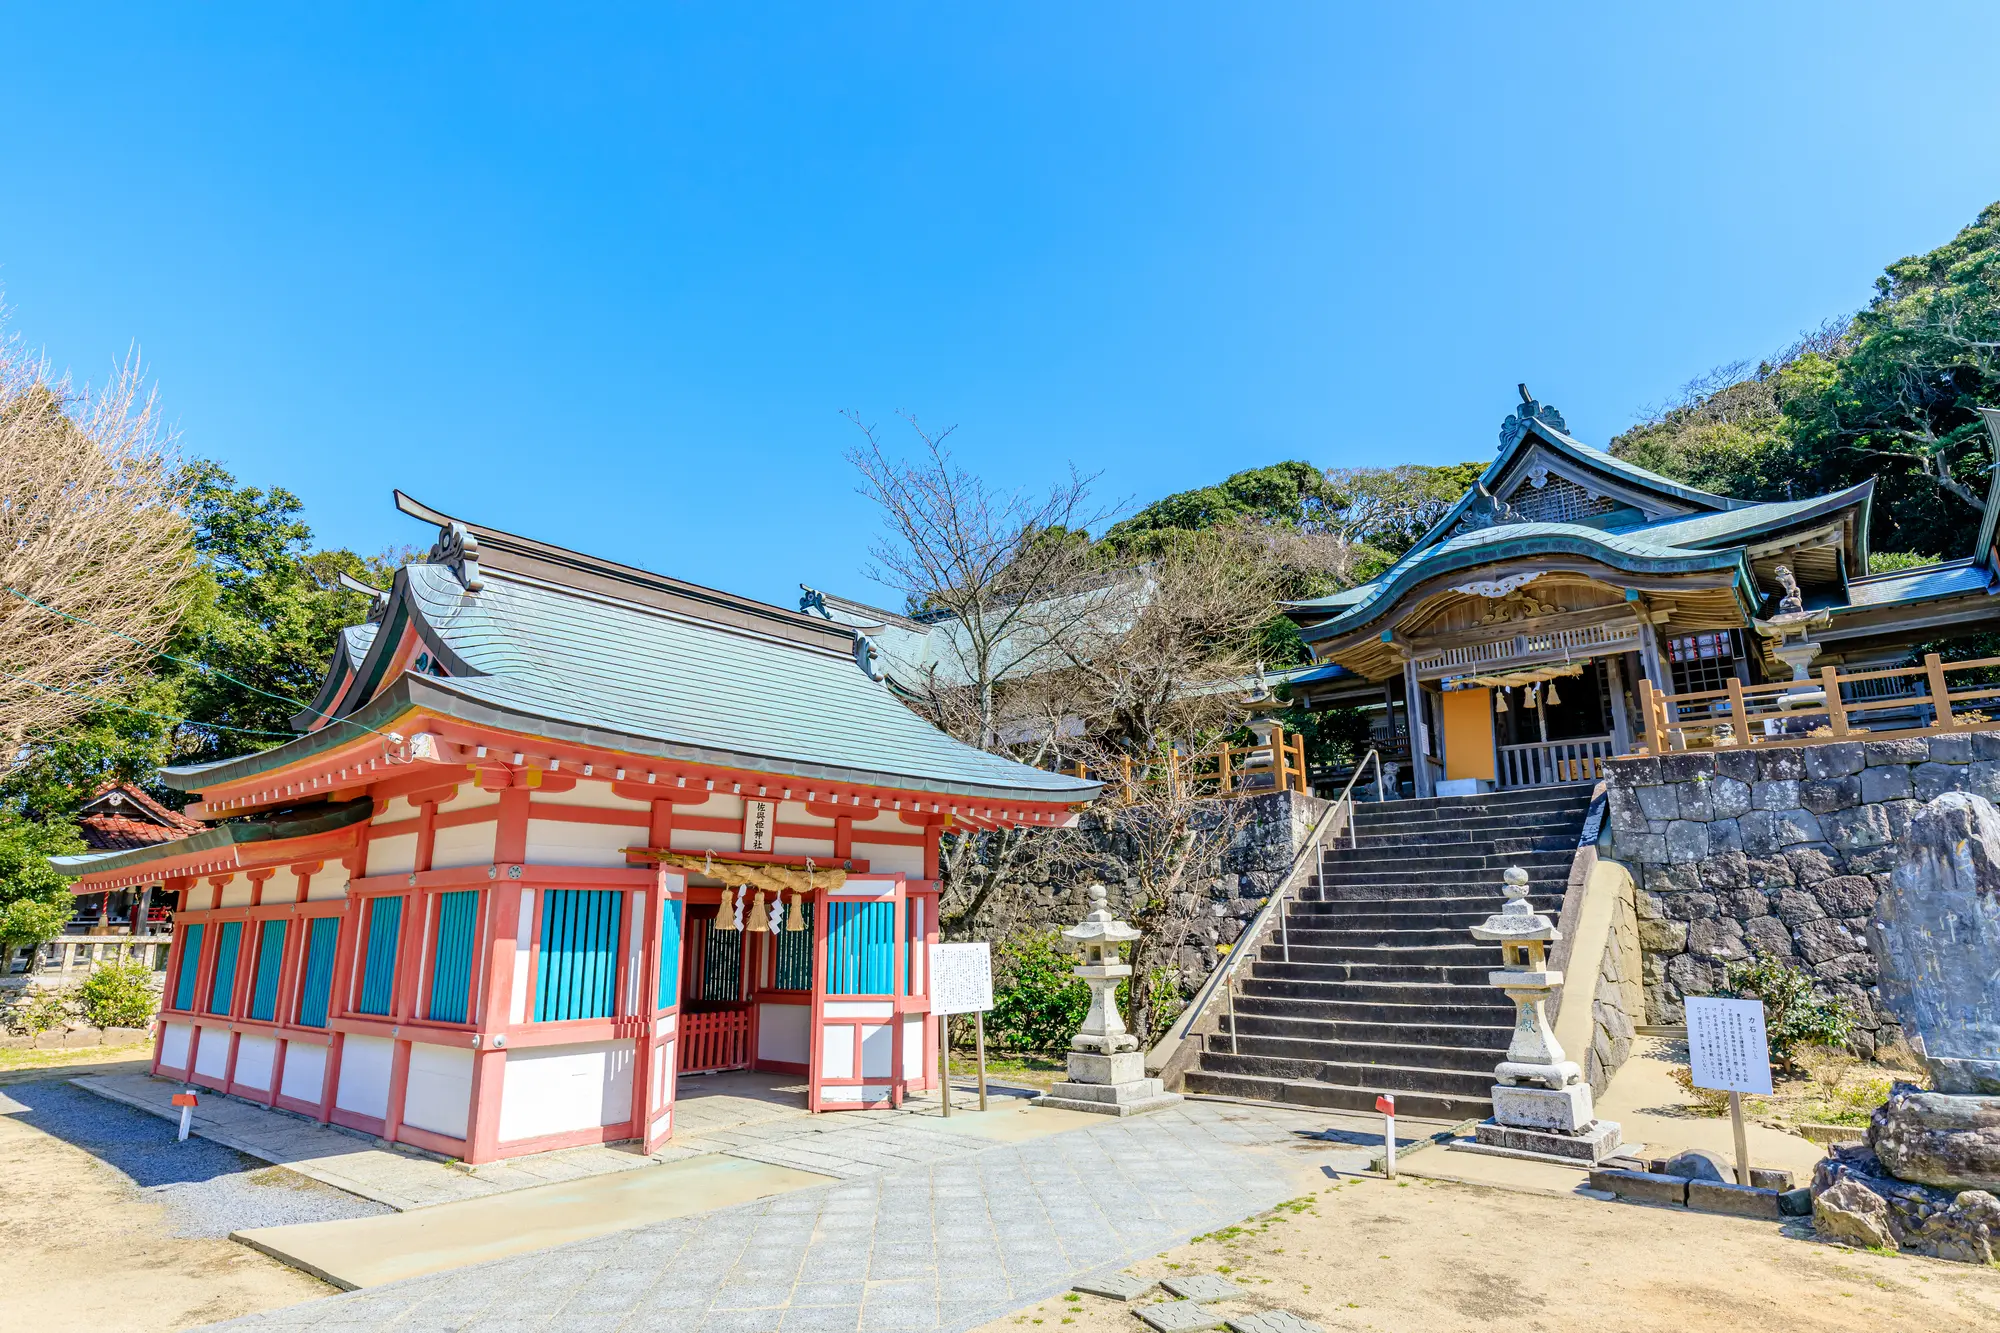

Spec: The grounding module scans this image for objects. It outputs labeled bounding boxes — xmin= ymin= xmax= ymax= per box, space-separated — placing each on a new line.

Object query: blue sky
xmin=6 ymin=4 xmax=2000 ymax=611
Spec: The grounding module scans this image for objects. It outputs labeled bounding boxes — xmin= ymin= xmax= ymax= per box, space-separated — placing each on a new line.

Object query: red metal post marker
xmin=172 ymin=1089 xmax=198 ymax=1141
xmin=1375 ymin=1093 xmax=1396 ymax=1177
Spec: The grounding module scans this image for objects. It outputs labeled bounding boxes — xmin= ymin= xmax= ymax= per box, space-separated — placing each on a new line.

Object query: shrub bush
xmin=987 ymin=929 xmax=1089 ymax=1053
xmin=1720 ymin=954 xmax=1856 ymax=1074
xmin=77 ymin=959 xmax=159 ymax=1030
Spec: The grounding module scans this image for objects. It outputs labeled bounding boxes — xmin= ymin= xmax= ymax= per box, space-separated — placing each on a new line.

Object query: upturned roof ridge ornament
xmin=426 ymin=520 xmax=484 ymax=593
xmin=337 ymin=571 xmax=393 ymax=624
xmin=1497 ymin=382 xmax=1569 ymax=449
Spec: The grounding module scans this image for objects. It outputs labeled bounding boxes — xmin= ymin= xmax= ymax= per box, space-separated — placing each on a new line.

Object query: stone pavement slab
xmin=1072 ymin=1273 xmax=1155 ymax=1301
xmin=203 ymin=1101 xmax=1327 ymax=1332
xmin=1137 ymin=1300 xmax=1227 ymax=1332
xmin=1223 ymin=1313 xmax=1323 ymax=1333
xmin=1161 ymin=1275 xmax=1246 ymax=1302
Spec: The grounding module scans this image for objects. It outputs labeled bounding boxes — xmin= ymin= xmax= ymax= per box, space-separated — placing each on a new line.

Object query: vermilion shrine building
xmin=57 ymin=494 xmax=1096 ymax=1164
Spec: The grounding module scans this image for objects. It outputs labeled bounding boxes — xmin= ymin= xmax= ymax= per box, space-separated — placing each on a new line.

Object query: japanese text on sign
xmin=1685 ymin=996 xmax=1774 ymax=1095
xmin=742 ymin=799 xmax=776 ymax=854
xmin=929 ymin=943 xmax=994 ymax=1016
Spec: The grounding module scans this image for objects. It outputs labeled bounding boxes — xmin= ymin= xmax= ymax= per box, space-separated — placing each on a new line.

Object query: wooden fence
xmin=1635 ymin=652 xmax=2000 ymax=753
xmin=1065 ymin=727 xmax=1310 ymax=802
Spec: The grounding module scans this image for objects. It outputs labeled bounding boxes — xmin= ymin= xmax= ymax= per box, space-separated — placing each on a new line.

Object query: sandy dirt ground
xmin=980 ymin=1174 xmax=2000 ymax=1333
xmin=0 ymin=1068 xmax=333 ymax=1333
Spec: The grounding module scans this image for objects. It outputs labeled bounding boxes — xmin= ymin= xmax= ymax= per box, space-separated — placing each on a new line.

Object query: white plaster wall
xmin=859 ymin=1023 xmax=894 ymax=1078
xmin=853 ymin=842 xmax=923 ymax=877
xmin=778 ymin=801 xmax=834 ymax=828
xmin=821 ymin=1025 xmax=854 ymax=1079
xmin=524 ymin=819 xmax=641 ymax=868
xmin=366 ymin=833 xmax=418 ymax=877
xmin=850 ymin=811 xmax=910 ymax=833
xmin=431 ymin=821 xmax=498 ymax=870
xmin=218 ymin=876 xmax=254 ymax=908
xmin=774 ymin=836 xmax=837 ymax=860
xmin=510 ymin=887 xmax=533 ymax=1025
xmin=757 ymin=1003 xmax=810 ymax=1066
xmin=901 ymin=1016 xmax=925 ymax=1078
xmin=159 ymin=1021 xmax=191 ymax=1072
xmin=667 ymin=826 xmax=738 ymax=854
xmin=281 ymin=1042 xmax=328 ymax=1104
xmin=335 ymin=1035 xmax=394 ymax=1119
xmin=194 ymin=1029 xmax=230 ymax=1080
xmin=373 ymin=796 xmax=417 ymax=823
xmin=233 ymin=1033 xmax=277 ymax=1090
xmin=305 ymin=865 xmax=350 ymax=901
xmin=497 ymin=1041 xmax=633 ymax=1142
xmin=436 ymin=786 xmax=501 ymax=815
xmin=402 ymin=1043 xmax=473 ymax=1140
xmin=531 ymin=784 xmax=650 ymax=811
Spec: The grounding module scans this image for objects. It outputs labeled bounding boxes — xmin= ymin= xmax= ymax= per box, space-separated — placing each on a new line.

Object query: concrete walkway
xmin=204 ymin=1100 xmax=1350 ymax=1332
xmin=74 ymin=1069 xmax=1063 ymax=1211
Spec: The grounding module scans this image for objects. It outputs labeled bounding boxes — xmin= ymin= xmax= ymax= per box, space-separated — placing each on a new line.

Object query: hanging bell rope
xmin=1544 ymin=677 xmax=1562 ymax=706
xmin=1494 ymin=687 xmax=1509 ymax=714
xmin=786 ymin=889 xmax=806 ymax=932
xmin=712 ymin=885 xmax=738 ymax=931
xmin=747 ymin=889 xmax=770 ymax=934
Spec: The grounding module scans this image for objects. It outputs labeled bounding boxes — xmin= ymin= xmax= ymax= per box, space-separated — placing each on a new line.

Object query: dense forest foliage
xmin=1610 ymin=201 xmax=2000 ymax=561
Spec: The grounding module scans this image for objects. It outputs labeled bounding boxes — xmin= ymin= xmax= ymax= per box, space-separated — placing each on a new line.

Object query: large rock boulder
xmin=1909 ymin=1190 xmax=1999 ymax=1265
xmin=1871 ymin=792 xmax=2000 ymax=1093
xmin=1813 ymin=1177 xmax=1896 ymax=1251
xmin=1870 ymin=1082 xmax=2000 ymax=1192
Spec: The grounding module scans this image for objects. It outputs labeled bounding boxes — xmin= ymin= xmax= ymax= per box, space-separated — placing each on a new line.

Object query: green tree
xmin=1612 ymin=201 xmax=2000 ymax=560
xmin=0 ymin=813 xmax=84 ymax=969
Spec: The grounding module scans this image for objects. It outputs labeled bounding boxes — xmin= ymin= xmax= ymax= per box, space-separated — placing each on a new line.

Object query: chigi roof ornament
xmin=336 ymin=571 xmax=393 ymax=624
xmin=1497 ymin=382 xmax=1569 ymax=449
xmin=426 ymin=520 xmax=484 ymax=593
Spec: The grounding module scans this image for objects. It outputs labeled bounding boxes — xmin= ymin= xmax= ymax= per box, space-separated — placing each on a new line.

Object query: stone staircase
xmin=1182 ymin=785 xmax=1594 ymax=1120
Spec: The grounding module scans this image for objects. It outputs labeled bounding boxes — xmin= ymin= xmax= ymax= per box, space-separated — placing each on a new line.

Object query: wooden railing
xmin=1065 ymin=726 xmax=1310 ymax=802
xmin=1498 ymin=735 xmax=1617 ymax=788
xmin=1635 ymin=652 xmax=2000 ymax=753
xmin=679 ymin=1008 xmax=751 ymax=1073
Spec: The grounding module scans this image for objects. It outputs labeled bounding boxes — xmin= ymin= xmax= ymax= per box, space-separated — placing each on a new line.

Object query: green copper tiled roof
xmin=169 ymin=560 xmax=1098 ymax=804
xmin=1842 ymin=560 xmax=1994 ymax=608
xmin=1613 ymin=482 xmax=1875 ymax=550
xmin=1296 ymin=521 xmax=1757 ymax=644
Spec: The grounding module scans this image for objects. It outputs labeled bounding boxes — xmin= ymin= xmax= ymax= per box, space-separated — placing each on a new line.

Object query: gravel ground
xmin=0 ymin=1080 xmax=388 ymax=1237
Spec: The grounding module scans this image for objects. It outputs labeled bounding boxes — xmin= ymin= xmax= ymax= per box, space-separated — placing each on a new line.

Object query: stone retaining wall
xmin=962 ymin=788 xmax=1322 ymax=988
xmin=1605 ymin=731 xmax=2000 ymax=1053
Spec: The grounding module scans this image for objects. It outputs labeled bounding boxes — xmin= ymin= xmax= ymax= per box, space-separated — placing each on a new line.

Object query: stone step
xmin=1207 ymin=1027 xmax=1508 ymax=1072
xmin=1216 ymin=1010 xmax=1514 ymax=1051
xmin=1248 ymin=958 xmax=1499 ymax=987
xmin=1309 ymin=878 xmax=1567 ymax=902
xmin=1228 ymin=992 xmax=1515 ymax=1028
xmin=1320 ymin=848 xmax=1576 ymax=874
xmin=1238 ymin=976 xmax=1512 ymax=1009
xmin=1181 ymin=1068 xmax=1493 ymax=1121
xmin=1258 ymin=941 xmax=1503 ymax=968
xmin=1196 ymin=1049 xmax=1498 ymax=1097
xmin=1284 ymin=899 xmax=1559 ymax=929
xmin=1272 ymin=926 xmax=1502 ymax=949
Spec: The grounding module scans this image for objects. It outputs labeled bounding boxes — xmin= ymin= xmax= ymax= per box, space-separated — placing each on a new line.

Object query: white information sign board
xmin=1685 ymin=996 xmax=1774 ymax=1095
xmin=929 ymin=943 xmax=994 ymax=1016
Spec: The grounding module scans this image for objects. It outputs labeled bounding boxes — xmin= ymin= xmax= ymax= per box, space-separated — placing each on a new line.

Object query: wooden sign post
xmin=172 ymin=1089 xmax=199 ymax=1142
xmin=930 ymin=943 xmax=995 ymax=1115
xmin=1684 ymin=996 xmax=1774 ymax=1186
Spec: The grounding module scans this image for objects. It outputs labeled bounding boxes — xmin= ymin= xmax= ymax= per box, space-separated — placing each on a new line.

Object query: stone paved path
xmin=205 ymin=1102 xmax=1340 ymax=1332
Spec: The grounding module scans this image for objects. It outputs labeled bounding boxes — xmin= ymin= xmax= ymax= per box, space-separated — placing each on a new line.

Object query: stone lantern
xmin=1466 ymin=867 xmax=1623 ymax=1163
xmin=1033 ymin=884 xmax=1183 ymax=1117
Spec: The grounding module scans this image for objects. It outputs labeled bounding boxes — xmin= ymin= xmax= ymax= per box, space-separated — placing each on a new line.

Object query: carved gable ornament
xmin=427 ymin=520 xmax=484 ymax=593
xmin=1449 ymin=573 xmax=1567 ymax=625
xmin=1497 ymin=383 xmax=1569 ymax=450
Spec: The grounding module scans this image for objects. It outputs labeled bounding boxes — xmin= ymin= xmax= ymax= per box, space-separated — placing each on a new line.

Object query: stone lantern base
xmin=1035 ymin=1051 xmax=1183 ymax=1117
xmin=1466 ymin=1082 xmax=1624 ymax=1164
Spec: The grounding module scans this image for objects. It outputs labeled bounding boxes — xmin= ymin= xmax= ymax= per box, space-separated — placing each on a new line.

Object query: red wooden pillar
xmin=466 ymin=785 xmax=531 ymax=1164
